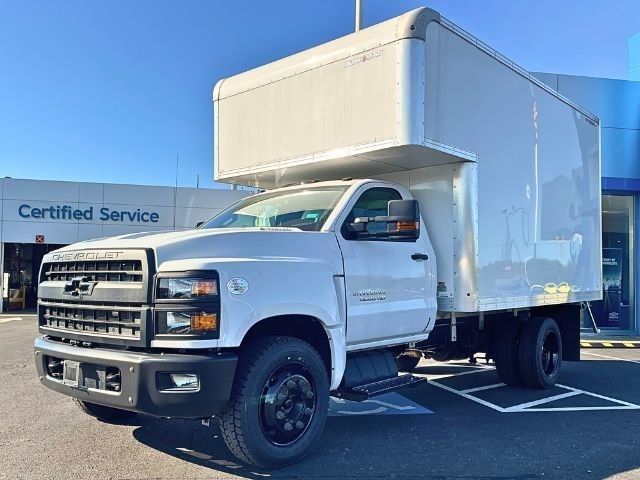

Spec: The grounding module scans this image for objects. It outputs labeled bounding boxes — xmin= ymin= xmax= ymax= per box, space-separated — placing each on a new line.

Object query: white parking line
xmin=583 ymin=351 xmax=640 ymax=365
xmin=422 ymin=363 xmax=640 ymax=413
xmin=554 ymin=384 xmax=640 ymax=409
xmin=461 ymin=383 xmax=505 ymax=394
xmin=520 ymin=405 xmax=640 ymax=412
xmin=504 ymin=391 xmax=581 ymax=412
xmin=428 ymin=379 xmax=507 ymax=412
xmin=0 ymin=317 xmax=22 ymax=324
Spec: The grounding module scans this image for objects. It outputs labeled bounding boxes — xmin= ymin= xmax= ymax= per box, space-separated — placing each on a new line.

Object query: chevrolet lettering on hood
xmin=50 ymin=251 xmax=124 ymax=261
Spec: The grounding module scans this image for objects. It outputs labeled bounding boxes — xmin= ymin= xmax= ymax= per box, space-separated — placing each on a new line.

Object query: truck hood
xmin=53 ymin=227 xmax=344 ymax=274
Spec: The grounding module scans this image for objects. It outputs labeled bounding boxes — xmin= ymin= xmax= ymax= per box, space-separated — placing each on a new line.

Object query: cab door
xmin=336 ymin=185 xmax=436 ymax=348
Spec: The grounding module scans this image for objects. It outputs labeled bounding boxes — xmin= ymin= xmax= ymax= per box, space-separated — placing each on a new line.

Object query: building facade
xmin=535 ymin=72 xmax=640 ymax=335
xmin=0 ymin=178 xmax=248 ymax=312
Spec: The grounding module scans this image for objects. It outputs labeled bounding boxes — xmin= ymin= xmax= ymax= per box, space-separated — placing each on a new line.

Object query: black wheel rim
xmin=259 ymin=362 xmax=317 ymax=446
xmin=541 ymin=330 xmax=560 ymax=378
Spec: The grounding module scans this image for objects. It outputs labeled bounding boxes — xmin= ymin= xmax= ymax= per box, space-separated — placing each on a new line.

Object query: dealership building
xmin=0 ymin=178 xmax=248 ymax=312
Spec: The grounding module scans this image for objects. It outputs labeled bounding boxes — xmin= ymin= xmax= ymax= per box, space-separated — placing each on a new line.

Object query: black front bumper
xmin=34 ymin=336 xmax=237 ymax=418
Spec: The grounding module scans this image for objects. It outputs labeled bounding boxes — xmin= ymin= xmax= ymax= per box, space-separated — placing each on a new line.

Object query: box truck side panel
xmin=423 ymin=22 xmax=602 ymax=309
xmin=217 ymin=42 xmax=399 ymax=176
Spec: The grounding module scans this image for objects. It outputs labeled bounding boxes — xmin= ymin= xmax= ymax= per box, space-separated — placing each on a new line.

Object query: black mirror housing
xmin=388 ymin=199 xmax=419 ymax=221
xmin=386 ymin=199 xmax=420 ymax=241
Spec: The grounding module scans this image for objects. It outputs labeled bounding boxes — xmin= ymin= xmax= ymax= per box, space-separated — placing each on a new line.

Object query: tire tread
xmin=493 ymin=319 xmax=523 ymax=386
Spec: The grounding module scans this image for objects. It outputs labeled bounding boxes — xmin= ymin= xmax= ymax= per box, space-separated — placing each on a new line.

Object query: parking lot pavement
xmin=3 ymin=315 xmax=640 ymax=480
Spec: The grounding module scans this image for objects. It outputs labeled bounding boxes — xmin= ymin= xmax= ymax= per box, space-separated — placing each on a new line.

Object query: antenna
xmin=175 ymin=154 xmax=179 ymax=190
xmin=173 ymin=154 xmax=179 ymax=230
xmin=355 ymin=0 xmax=363 ymax=31
xmin=196 ymin=174 xmax=200 ymax=188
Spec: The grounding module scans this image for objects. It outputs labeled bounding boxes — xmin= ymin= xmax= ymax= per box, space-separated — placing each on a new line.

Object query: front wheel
xmin=518 ymin=317 xmax=562 ymax=389
xmin=219 ymin=336 xmax=329 ymax=468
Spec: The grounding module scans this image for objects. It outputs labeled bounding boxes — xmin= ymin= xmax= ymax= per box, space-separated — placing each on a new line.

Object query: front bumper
xmin=34 ymin=336 xmax=237 ymax=418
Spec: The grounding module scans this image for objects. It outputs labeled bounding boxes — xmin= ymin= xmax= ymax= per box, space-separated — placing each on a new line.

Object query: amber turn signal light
xmin=396 ymin=221 xmax=419 ymax=231
xmin=191 ymin=312 xmax=218 ymax=331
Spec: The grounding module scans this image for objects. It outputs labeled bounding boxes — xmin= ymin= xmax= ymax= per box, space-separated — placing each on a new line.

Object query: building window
xmin=591 ymin=195 xmax=635 ymax=333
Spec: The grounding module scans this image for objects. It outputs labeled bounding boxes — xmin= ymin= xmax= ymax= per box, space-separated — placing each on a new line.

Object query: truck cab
xmin=34 ymin=179 xmax=437 ymax=465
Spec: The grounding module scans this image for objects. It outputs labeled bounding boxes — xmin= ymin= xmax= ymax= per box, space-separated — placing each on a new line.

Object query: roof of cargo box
xmin=213 ymin=8 xmax=599 ymax=124
xmin=213 ymin=8 xmax=439 ymax=100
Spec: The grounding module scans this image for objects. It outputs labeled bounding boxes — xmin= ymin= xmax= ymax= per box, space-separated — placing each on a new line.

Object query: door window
xmin=341 ymin=187 xmax=402 ymax=240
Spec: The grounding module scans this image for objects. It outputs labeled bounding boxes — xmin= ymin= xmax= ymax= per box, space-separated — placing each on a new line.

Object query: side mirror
xmin=195 ymin=221 xmax=204 ymax=229
xmin=385 ymin=199 xmax=420 ymax=241
xmin=346 ymin=199 xmax=420 ymax=241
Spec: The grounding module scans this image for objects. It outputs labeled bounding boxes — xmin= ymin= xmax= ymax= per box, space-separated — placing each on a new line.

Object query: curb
xmin=580 ymin=340 xmax=640 ymax=348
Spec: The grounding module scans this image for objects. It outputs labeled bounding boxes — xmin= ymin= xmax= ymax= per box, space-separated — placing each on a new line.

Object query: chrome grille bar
xmin=39 ymin=300 xmax=145 ymax=339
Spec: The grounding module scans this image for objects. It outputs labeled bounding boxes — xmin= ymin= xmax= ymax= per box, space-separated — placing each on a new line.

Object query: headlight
xmin=154 ymin=272 xmax=220 ymax=339
xmin=156 ymin=310 xmax=218 ymax=336
xmin=156 ymin=276 xmax=218 ymax=301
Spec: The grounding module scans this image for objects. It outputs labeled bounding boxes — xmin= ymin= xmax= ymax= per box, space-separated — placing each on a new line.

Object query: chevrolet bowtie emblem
xmin=63 ymin=276 xmax=98 ymax=297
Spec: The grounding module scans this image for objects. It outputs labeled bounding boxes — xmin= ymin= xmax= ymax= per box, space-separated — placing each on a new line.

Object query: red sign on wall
xmin=35 ymin=235 xmax=45 ymax=244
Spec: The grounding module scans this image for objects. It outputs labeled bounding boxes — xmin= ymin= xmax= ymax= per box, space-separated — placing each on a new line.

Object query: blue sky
xmin=1 ymin=0 xmax=639 ymax=189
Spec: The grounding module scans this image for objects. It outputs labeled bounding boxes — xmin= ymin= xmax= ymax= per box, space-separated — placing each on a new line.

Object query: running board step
xmin=336 ymin=374 xmax=425 ymax=402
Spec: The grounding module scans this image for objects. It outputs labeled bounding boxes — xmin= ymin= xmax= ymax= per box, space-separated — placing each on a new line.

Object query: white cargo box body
xmin=213 ymin=8 xmax=602 ymax=312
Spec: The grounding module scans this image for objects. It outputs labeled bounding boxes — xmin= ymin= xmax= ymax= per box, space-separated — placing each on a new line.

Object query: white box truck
xmin=34 ymin=8 xmax=601 ymax=468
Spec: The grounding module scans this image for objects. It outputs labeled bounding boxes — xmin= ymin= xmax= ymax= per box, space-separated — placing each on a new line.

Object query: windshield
xmin=200 ymin=185 xmax=348 ymax=232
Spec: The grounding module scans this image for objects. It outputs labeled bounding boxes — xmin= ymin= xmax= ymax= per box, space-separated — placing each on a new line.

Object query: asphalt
xmin=2 ymin=314 xmax=640 ymax=480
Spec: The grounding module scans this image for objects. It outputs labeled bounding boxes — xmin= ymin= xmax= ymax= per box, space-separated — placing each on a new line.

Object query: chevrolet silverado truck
xmin=35 ymin=8 xmax=602 ymax=468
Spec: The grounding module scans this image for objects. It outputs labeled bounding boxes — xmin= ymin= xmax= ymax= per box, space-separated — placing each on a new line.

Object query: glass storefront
xmin=2 ymin=243 xmax=65 ymax=310
xmin=590 ymin=195 xmax=635 ymax=333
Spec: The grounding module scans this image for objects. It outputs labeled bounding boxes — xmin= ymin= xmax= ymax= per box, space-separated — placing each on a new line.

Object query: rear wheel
xmin=219 ymin=336 xmax=329 ymax=468
xmin=518 ymin=317 xmax=562 ymax=389
xmin=73 ymin=399 xmax=137 ymax=423
xmin=493 ymin=319 xmax=523 ymax=386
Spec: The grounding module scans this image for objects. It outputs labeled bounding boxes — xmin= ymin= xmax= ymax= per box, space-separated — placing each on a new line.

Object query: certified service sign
xmin=227 ymin=278 xmax=249 ymax=295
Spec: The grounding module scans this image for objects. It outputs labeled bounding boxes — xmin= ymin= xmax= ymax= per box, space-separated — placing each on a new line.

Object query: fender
xmin=157 ymin=253 xmax=348 ymax=390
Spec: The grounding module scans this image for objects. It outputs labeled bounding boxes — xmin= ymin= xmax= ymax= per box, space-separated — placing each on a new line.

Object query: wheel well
xmin=240 ymin=315 xmax=332 ymax=375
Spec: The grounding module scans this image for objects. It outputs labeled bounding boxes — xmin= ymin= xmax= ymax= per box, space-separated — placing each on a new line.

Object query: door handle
xmin=411 ymin=253 xmax=429 ymax=261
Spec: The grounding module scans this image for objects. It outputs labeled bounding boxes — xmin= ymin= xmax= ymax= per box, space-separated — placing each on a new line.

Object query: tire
xmin=73 ymin=399 xmax=137 ymax=423
xmin=493 ymin=319 xmax=523 ymax=386
xmin=518 ymin=317 xmax=562 ymax=389
xmin=219 ymin=336 xmax=329 ymax=469
xmin=397 ymin=354 xmax=421 ymax=372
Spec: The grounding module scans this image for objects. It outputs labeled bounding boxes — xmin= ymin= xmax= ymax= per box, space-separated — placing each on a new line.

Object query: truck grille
xmin=40 ymin=301 xmax=144 ymax=339
xmin=38 ymin=249 xmax=153 ymax=346
xmin=42 ymin=260 xmax=143 ymax=283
